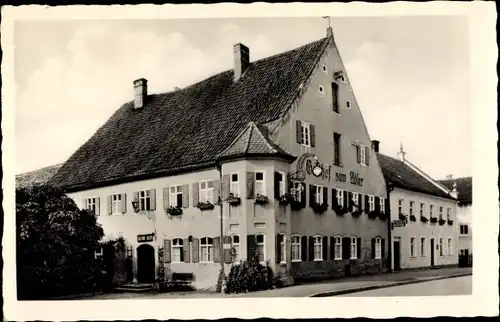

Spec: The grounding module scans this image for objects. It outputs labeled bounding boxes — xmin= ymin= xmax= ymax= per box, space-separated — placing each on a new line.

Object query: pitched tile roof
xmin=376 ymin=154 xmax=454 ymax=200
xmin=217 ymin=121 xmax=296 ymax=162
xmin=50 ymin=37 xmax=330 ymax=191
xmin=439 ymin=177 xmax=472 ymax=205
xmin=16 ymin=164 xmax=63 ymax=189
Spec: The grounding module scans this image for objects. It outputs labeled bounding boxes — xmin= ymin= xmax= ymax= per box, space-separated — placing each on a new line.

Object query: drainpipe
xmin=387 ymin=181 xmax=394 ymax=273
xmin=217 ymin=164 xmax=225 ymax=291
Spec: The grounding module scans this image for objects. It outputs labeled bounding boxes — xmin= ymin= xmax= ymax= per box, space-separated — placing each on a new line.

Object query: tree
xmin=16 ymin=183 xmax=105 ymax=299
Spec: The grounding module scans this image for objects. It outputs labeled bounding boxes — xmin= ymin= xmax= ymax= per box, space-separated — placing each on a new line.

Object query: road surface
xmin=342 ymin=275 xmax=472 ymax=297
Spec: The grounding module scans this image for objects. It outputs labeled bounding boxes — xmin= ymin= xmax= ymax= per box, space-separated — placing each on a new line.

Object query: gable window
xmin=409 ymin=201 xmax=414 ymax=216
xmin=379 ymin=198 xmax=385 ymax=213
xmin=352 ymin=192 xmax=359 ymax=212
xmin=334 ymin=236 xmax=342 ymax=260
xmin=460 ymin=224 xmax=469 ymax=235
xmin=139 ymin=190 xmax=152 ymax=211
xmin=291 ymin=235 xmax=301 ymax=262
xmin=199 ymin=180 xmax=214 ymax=203
xmin=300 ymin=121 xmax=311 ymax=147
xmin=230 ymin=173 xmax=239 ymax=196
xmin=430 ymin=204 xmax=434 ymax=217
xmin=368 ymin=195 xmax=375 ymax=212
xmin=255 ymin=171 xmax=265 ymax=196
xmin=313 ymin=236 xmax=323 ymax=261
xmin=398 ymin=198 xmax=404 ymax=215
xmin=319 ymin=85 xmax=324 ymax=93
xmin=420 ymin=237 xmax=426 ymax=257
xmin=331 ymin=82 xmax=339 ymax=113
xmin=200 ymin=237 xmax=214 ymax=262
xmin=336 ymin=189 xmax=344 ymax=207
xmin=420 ymin=203 xmax=425 ymax=217
xmin=447 ymin=208 xmax=451 ymax=220
xmin=439 ymin=237 xmax=444 ymax=256
xmin=410 ymin=237 xmax=416 ymax=257
xmin=360 ymin=144 xmax=366 ymax=166
xmin=447 ymin=238 xmax=453 ymax=255
xmin=374 ymin=237 xmax=382 ymax=259
xmin=346 ymin=100 xmax=351 ymax=109
xmin=333 ymin=132 xmax=342 ymax=166
xmin=439 ymin=206 xmax=443 ymax=220
xmin=169 ymin=185 xmax=183 ymax=208
xmin=313 ymin=185 xmax=323 ymax=204
xmin=85 ymin=197 xmax=97 ymax=214
xmin=256 ymin=234 xmax=265 ymax=263
xmin=231 ymin=235 xmax=240 ymax=262
xmin=172 ymin=238 xmax=184 ymax=263
xmin=350 ymin=237 xmax=358 ymax=259
xmin=111 ymin=194 xmax=122 ymax=214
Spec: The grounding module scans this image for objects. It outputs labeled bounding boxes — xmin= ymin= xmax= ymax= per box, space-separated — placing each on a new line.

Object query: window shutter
xmin=276 ymin=235 xmax=282 ymax=263
xmin=213 ymin=237 xmax=221 ymax=262
xmin=342 ymin=237 xmax=350 ymax=260
xmin=149 ymin=189 xmax=156 ymax=211
xmin=301 ymin=236 xmax=308 ymax=261
xmin=247 ymin=235 xmax=256 ymax=260
xmin=222 ymin=174 xmax=230 ymax=199
xmin=191 ymin=238 xmax=199 ymax=263
xmin=364 ymin=195 xmax=370 ymax=213
xmin=385 ymin=198 xmax=389 ymax=214
xmin=348 ymin=192 xmax=353 ymax=212
xmin=223 ymin=236 xmax=231 ymax=263
xmin=274 ymin=172 xmax=281 ymax=200
xmin=309 ymin=184 xmax=315 ymax=206
xmin=183 ymin=238 xmax=190 ymax=263
xmin=322 ymin=187 xmax=328 ymax=206
xmin=164 ymin=239 xmax=171 ymax=263
xmin=83 ymin=198 xmax=87 ymax=210
xmin=214 ymin=180 xmax=221 ymax=204
xmin=107 ymin=195 xmax=112 ymax=215
xmin=120 ymin=193 xmax=127 ymax=213
xmin=310 ymin=125 xmax=316 ymax=147
xmin=365 ymin=146 xmax=370 ymax=165
xmin=371 ymin=238 xmax=375 ymax=259
xmin=356 ymin=145 xmax=361 ymax=163
xmin=343 ymin=190 xmax=348 ymax=208
xmin=381 ymin=238 xmax=386 ymax=258
xmin=322 ymin=236 xmax=328 ymax=260
xmin=308 ymin=236 xmax=314 ymax=261
xmin=375 ymin=197 xmax=380 ymax=212
xmin=247 ymin=172 xmax=255 ymax=199
xmin=357 ymin=237 xmax=361 ymax=260
xmin=192 ymin=183 xmax=199 ymax=206
xmin=162 ymin=188 xmax=169 ymax=210
xmin=332 ymin=188 xmax=337 ymax=208
xmin=95 ymin=197 xmax=101 ymax=215
xmin=329 ymin=236 xmax=335 ymax=260
xmin=296 ymin=120 xmax=302 ymax=144
xmin=182 ymin=185 xmax=189 ymax=208
xmin=133 ymin=192 xmax=140 ymax=212
xmin=300 ymin=183 xmax=307 ymax=208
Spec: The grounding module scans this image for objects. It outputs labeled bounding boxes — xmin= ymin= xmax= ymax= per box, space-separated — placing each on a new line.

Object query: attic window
xmin=346 ymin=100 xmax=351 ymax=109
xmin=322 ymin=65 xmax=327 ymax=72
xmin=319 ymin=85 xmax=324 ymax=93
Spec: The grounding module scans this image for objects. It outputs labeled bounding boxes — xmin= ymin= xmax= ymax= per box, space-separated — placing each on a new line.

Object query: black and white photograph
xmin=2 ymin=2 xmax=498 ymax=320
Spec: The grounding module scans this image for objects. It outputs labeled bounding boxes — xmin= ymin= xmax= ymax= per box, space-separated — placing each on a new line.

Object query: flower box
xmin=290 ymin=200 xmax=304 ymax=211
xmin=352 ymin=209 xmax=363 ymax=218
xmin=311 ymin=202 xmax=328 ymax=214
xmin=333 ymin=204 xmax=348 ymax=216
xmin=399 ymin=213 xmax=407 ymax=221
xmin=447 ymin=219 xmax=454 ymax=225
xmin=420 ymin=216 xmax=429 ymax=223
xmin=167 ymin=206 xmax=183 ymax=216
xmin=430 ymin=217 xmax=438 ymax=224
xmin=367 ymin=211 xmax=378 ymax=220
xmin=378 ymin=212 xmax=388 ymax=221
xmin=227 ymin=194 xmax=241 ymax=206
xmin=410 ymin=215 xmax=416 ymax=222
xmin=255 ymin=194 xmax=269 ymax=205
xmin=278 ymin=194 xmax=291 ymax=206
xmin=196 ymin=202 xmax=215 ymax=211
xmin=438 ymin=219 xmax=446 ymax=225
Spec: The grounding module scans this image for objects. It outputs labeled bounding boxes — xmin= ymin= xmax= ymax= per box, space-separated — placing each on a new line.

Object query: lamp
xmin=132 ymin=199 xmax=140 ymax=212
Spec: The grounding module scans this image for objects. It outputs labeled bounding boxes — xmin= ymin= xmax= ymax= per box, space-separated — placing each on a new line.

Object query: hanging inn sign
xmin=289 ymin=153 xmax=364 ymax=187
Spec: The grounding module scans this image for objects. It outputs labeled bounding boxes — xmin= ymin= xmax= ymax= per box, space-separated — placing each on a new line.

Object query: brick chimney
xmin=133 ymin=78 xmax=148 ymax=109
xmin=446 ymin=174 xmax=453 ymax=180
xmin=371 ymin=140 xmax=380 ymax=153
xmin=234 ymin=43 xmax=250 ymax=82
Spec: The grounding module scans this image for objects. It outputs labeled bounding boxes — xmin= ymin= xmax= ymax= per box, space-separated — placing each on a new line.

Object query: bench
xmin=168 ymin=273 xmax=194 ymax=290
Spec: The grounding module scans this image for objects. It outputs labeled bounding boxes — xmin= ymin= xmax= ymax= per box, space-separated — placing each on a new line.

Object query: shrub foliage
xmin=223 ymin=254 xmax=277 ymax=294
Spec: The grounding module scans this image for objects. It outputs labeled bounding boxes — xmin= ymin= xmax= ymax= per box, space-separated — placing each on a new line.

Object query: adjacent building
xmin=376 ymin=145 xmax=459 ymax=270
xmin=49 ymin=27 xmax=390 ymax=290
xmin=16 ymin=164 xmax=63 ymax=189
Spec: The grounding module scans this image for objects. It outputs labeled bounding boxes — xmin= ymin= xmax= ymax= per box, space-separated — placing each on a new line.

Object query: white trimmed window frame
xmin=300 ymin=121 xmax=311 ymax=147
xmin=314 ymin=185 xmax=323 ymax=204
xmin=86 ymin=197 xmax=97 ymax=214
xmin=279 ymin=233 xmax=286 ymax=264
xmin=200 ymin=237 xmax=214 ymax=263
xmin=231 ymin=235 xmax=240 ymax=262
xmin=199 ymin=180 xmax=214 ymax=203
xmin=336 ymin=189 xmax=344 ymax=207
xmin=420 ymin=203 xmax=425 ymax=217
xmin=360 ymin=144 xmax=366 ymax=166
xmin=374 ymin=237 xmax=382 ymax=259
xmin=439 ymin=206 xmax=444 ymax=220
xmin=439 ymin=237 xmax=444 ymax=256
xmin=255 ymin=171 xmax=265 ymax=196
xmin=410 ymin=236 xmax=416 ymax=257
xmin=139 ymin=190 xmax=152 ymax=211
xmin=409 ymin=201 xmax=414 ymax=216
xmin=278 ymin=171 xmax=286 ymax=197
xmin=352 ymin=192 xmax=359 ymax=211
xmin=313 ymin=235 xmax=323 ymax=261
xmin=368 ymin=195 xmax=375 ymax=212
xmin=255 ymin=234 xmax=266 ymax=264
xmin=447 ymin=237 xmax=453 ymax=255
xmin=111 ymin=194 xmax=122 ymax=214
xmin=379 ymin=197 xmax=385 ymax=213
xmin=398 ymin=198 xmax=404 ymax=215
xmin=230 ymin=173 xmax=240 ymax=197
xmin=291 ymin=235 xmax=301 ymax=262
xmin=169 ymin=185 xmax=182 ymax=208
xmin=420 ymin=237 xmax=426 ymax=257
xmin=172 ymin=238 xmax=184 ymax=263
xmin=350 ymin=236 xmax=357 ymax=260
xmin=334 ymin=236 xmax=342 ymax=260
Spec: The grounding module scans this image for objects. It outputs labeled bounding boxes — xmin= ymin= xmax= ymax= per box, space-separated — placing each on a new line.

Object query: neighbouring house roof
xmin=50 ymin=36 xmax=330 ymax=192
xmin=16 ymin=164 xmax=63 ymax=189
xmin=376 ymin=154 xmax=455 ymax=200
xmin=439 ymin=177 xmax=472 ymax=205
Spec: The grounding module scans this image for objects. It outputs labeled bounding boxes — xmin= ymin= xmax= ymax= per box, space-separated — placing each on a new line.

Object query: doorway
xmin=430 ymin=238 xmax=435 ymax=267
xmin=393 ymin=240 xmax=401 ymax=271
xmin=137 ymin=244 xmax=155 ymax=283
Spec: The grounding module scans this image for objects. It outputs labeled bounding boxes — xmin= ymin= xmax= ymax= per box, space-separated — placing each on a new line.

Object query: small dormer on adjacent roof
xmin=133 ymin=78 xmax=148 ymax=109
xmin=234 ymin=43 xmax=250 ymax=82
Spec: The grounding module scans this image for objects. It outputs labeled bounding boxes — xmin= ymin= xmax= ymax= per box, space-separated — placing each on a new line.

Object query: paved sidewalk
xmin=82 ymin=266 xmax=472 ymax=300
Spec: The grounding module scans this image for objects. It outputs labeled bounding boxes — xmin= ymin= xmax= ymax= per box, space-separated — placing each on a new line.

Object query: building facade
xmin=377 ymin=147 xmax=459 ymax=270
xmin=50 ymin=28 xmax=389 ymax=290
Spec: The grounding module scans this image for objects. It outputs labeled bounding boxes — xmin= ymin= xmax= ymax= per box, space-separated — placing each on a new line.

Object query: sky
xmin=14 ymin=16 xmax=471 ymax=180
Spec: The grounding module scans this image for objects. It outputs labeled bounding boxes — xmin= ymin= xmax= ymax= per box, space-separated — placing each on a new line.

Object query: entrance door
xmin=393 ymin=241 xmax=401 ymax=271
xmin=430 ymin=239 xmax=435 ymax=267
xmin=137 ymin=244 xmax=155 ymax=283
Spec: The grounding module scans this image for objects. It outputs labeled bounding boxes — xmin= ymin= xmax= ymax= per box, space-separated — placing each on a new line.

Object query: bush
xmin=223 ymin=254 xmax=276 ymax=294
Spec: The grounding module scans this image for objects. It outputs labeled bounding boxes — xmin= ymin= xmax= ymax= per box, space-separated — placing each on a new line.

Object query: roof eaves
xmin=403 ymin=159 xmax=453 ymax=195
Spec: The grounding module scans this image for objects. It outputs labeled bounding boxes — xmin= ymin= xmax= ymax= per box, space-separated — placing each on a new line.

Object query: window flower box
xmin=227 ymin=194 xmax=241 ymax=206
xmin=447 ymin=219 xmax=454 ymax=225
xmin=367 ymin=211 xmax=378 ymax=220
xmin=420 ymin=216 xmax=429 ymax=223
xmin=290 ymin=200 xmax=303 ymax=211
xmin=399 ymin=213 xmax=407 ymax=221
xmin=166 ymin=206 xmax=183 ymax=216
xmin=332 ymin=203 xmax=348 ymax=216
xmin=352 ymin=209 xmax=363 ymax=218
xmin=196 ymin=201 xmax=215 ymax=211
xmin=410 ymin=215 xmax=416 ymax=222
xmin=255 ymin=194 xmax=269 ymax=205
xmin=438 ymin=219 xmax=446 ymax=226
xmin=278 ymin=194 xmax=291 ymax=206
xmin=311 ymin=202 xmax=328 ymax=214
xmin=430 ymin=217 xmax=438 ymax=224
xmin=378 ymin=212 xmax=388 ymax=221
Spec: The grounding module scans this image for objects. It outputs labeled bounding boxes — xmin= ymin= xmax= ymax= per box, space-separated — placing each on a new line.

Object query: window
xmin=430 ymin=204 xmax=434 ymax=217
xmin=313 ymin=185 xmax=323 ymax=204
xmin=313 ymin=236 xmax=323 ymax=261
xmin=199 ymin=180 xmax=214 ymax=203
xmin=409 ymin=201 xmax=414 ymax=216
xmin=439 ymin=206 xmax=443 ymax=220
xmin=420 ymin=237 xmax=426 ymax=257
xmin=231 ymin=235 xmax=240 ymax=262
xmin=322 ymin=65 xmax=327 ymax=72
xmin=291 ymin=182 xmax=303 ymax=202
xmin=360 ymin=144 xmax=366 ymax=165
xmin=410 ymin=237 xmax=416 ymax=257
xmin=139 ymin=190 xmax=152 ymax=211
xmin=460 ymin=249 xmax=465 ymax=256
xmin=95 ymin=246 xmax=103 ymax=259
xmin=279 ymin=234 xmax=286 ymax=263
xmin=447 ymin=238 xmax=453 ymax=255
xmin=379 ymin=198 xmax=385 ymax=213
xmin=346 ymin=100 xmax=351 ymax=109
xmin=336 ymin=189 xmax=344 ymax=207
xmin=447 ymin=208 xmax=451 ymax=220
xmin=277 ymin=172 xmax=286 ymax=197
xmin=368 ymin=195 xmax=375 ymax=212
xmin=350 ymin=237 xmax=357 ymax=259
xmin=439 ymin=238 xmax=443 ymax=256
xmin=420 ymin=203 xmax=425 ymax=217
xmin=172 ymin=238 xmax=184 ymax=262
xmin=300 ymin=122 xmax=311 ymax=147
xmin=255 ymin=172 xmax=265 ymax=196
xmin=169 ymin=186 xmax=183 ymax=208
xmin=332 ymin=82 xmax=339 ymax=113
xmin=86 ymin=197 xmax=97 ymax=214
xmin=230 ymin=173 xmax=239 ymax=196
xmin=256 ymin=234 xmax=265 ymax=263
xmin=291 ymin=235 xmax=301 ymax=262
xmin=352 ymin=192 xmax=359 ymax=211
xmin=319 ymin=85 xmax=324 ymax=93
xmin=374 ymin=237 xmax=382 ymax=259
xmin=111 ymin=194 xmax=121 ymax=214
xmin=460 ymin=224 xmax=469 ymax=235
xmin=398 ymin=199 xmax=404 ymax=215
xmin=334 ymin=236 xmax=342 ymax=260
xmin=333 ymin=132 xmax=341 ymax=166
xmin=200 ymin=237 xmax=214 ymax=262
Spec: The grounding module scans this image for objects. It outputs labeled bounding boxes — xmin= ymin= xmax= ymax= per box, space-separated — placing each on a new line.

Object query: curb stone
xmin=308 ymin=272 xmax=472 ymax=297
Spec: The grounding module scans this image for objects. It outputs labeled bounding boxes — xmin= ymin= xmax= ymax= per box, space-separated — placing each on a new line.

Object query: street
xmin=342 ymin=275 xmax=472 ymax=297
